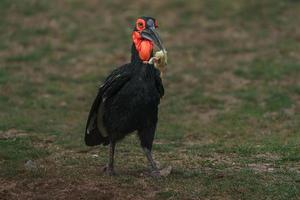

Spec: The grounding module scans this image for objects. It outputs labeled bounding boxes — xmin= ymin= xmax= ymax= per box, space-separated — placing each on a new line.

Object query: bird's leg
xmin=108 ymin=142 xmax=115 ymax=173
xmin=143 ymin=147 xmax=159 ymax=172
xmin=138 ymin=127 xmax=160 ymax=177
xmin=103 ymin=141 xmax=116 ymax=175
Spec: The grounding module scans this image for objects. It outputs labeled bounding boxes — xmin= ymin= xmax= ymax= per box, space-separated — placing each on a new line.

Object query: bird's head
xmin=131 ymin=16 xmax=165 ymax=62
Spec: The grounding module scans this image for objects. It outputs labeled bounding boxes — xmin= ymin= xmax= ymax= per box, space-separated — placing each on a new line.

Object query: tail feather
xmin=85 ymin=127 xmax=109 ymax=146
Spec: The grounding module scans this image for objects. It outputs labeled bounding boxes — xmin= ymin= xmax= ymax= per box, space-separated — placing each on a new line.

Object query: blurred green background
xmin=0 ymin=0 xmax=300 ymax=199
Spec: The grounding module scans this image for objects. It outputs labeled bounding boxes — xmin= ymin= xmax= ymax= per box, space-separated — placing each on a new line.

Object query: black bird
xmin=85 ymin=16 xmax=166 ymax=176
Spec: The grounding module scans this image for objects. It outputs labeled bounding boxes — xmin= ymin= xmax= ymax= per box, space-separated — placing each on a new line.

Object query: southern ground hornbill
xmin=85 ymin=16 xmax=167 ymax=176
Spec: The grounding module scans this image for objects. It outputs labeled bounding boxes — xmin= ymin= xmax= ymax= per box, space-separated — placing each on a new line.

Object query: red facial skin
xmin=132 ymin=19 xmax=154 ymax=62
xmin=132 ymin=31 xmax=153 ymax=61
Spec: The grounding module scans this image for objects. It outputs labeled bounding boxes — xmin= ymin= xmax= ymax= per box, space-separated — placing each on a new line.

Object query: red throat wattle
xmin=132 ymin=31 xmax=153 ymax=61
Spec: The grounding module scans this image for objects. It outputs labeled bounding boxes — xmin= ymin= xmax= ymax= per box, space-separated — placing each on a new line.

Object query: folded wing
xmin=85 ymin=65 xmax=132 ymax=146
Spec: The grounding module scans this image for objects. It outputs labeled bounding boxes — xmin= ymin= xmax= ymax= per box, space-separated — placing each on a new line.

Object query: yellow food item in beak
xmin=149 ymin=50 xmax=167 ymax=78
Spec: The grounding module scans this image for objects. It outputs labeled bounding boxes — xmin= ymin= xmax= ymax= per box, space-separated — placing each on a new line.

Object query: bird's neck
xmin=131 ymin=43 xmax=142 ymax=64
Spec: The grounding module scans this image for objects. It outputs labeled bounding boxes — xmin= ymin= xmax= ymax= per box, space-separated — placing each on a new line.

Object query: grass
xmin=5 ymin=44 xmax=53 ymax=62
xmin=0 ymin=137 xmax=49 ymax=178
xmin=0 ymin=0 xmax=300 ymax=199
xmin=234 ymin=59 xmax=300 ymax=81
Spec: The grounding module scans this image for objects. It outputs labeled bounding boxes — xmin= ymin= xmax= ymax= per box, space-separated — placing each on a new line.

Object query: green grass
xmin=6 ymin=44 xmax=53 ymax=62
xmin=0 ymin=137 xmax=49 ymax=178
xmin=0 ymin=68 xmax=10 ymax=84
xmin=234 ymin=59 xmax=300 ymax=81
xmin=0 ymin=0 xmax=300 ymax=199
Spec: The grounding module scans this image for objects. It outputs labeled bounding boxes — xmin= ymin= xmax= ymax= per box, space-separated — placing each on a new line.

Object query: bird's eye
xmin=136 ymin=19 xmax=145 ymax=31
xmin=138 ymin=22 xmax=143 ymax=28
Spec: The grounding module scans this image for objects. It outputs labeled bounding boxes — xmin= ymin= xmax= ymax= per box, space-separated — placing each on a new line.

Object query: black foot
xmin=150 ymin=169 xmax=160 ymax=178
xmin=102 ymin=165 xmax=116 ymax=176
xmin=150 ymin=166 xmax=172 ymax=178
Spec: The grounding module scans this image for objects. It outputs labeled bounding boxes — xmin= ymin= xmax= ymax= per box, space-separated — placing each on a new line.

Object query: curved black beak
xmin=141 ymin=28 xmax=165 ymax=51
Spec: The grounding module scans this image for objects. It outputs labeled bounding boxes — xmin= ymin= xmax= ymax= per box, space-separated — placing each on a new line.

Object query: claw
xmin=150 ymin=169 xmax=161 ymax=178
xmin=150 ymin=165 xmax=172 ymax=178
